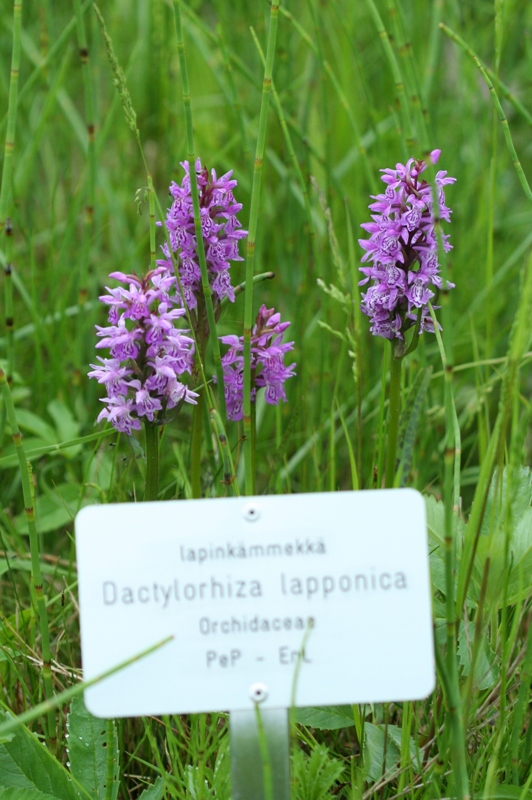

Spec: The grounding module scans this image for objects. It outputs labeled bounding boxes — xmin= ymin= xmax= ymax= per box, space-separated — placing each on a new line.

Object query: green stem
xmin=144 ymin=423 xmax=159 ymax=501
xmin=0 ymin=366 xmax=55 ymax=744
xmin=433 ymin=644 xmax=469 ymax=800
xmin=250 ymin=399 xmax=257 ymax=494
xmin=428 ymin=312 xmax=468 ymax=797
xmin=0 ymin=0 xmax=22 ymax=236
xmin=376 ymin=342 xmax=390 ymax=487
xmin=70 ymin=2 xmax=97 ymax=384
xmin=147 ymin=173 xmax=156 ymax=272
xmin=210 ymin=405 xmax=239 ymax=495
xmin=105 ymin=718 xmax=116 ymax=800
xmin=222 ymin=271 xmax=275 ymax=306
xmin=72 ymin=0 xmax=96 ymax=309
xmin=190 ymin=389 xmax=204 ymax=499
xmin=385 ymin=348 xmax=402 ymax=488
xmin=0 ymin=0 xmax=22 ymax=445
xmin=243 ymin=0 xmax=280 ymax=496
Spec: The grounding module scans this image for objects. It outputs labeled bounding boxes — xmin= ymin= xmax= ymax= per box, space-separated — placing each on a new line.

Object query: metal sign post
xmin=230 ymin=689 xmax=290 ymax=800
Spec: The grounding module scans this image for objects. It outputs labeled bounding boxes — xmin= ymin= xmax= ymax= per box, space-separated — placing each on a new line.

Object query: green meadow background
xmin=1 ymin=0 xmax=532 ymax=798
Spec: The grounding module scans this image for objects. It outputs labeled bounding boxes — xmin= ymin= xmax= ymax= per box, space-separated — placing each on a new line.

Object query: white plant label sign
xmin=76 ymin=489 xmax=434 ymax=717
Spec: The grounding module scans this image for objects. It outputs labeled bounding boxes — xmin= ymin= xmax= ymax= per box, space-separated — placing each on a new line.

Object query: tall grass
xmin=1 ymin=0 xmax=532 ymax=798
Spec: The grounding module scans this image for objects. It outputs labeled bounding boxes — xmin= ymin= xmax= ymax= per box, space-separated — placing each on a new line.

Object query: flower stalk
xmin=385 ymin=348 xmax=402 ymax=488
xmin=243 ymin=0 xmax=280 ymax=495
xmin=0 ymin=0 xmax=22 ymax=446
xmin=72 ymin=0 xmax=97 ymax=367
xmin=144 ymin=422 xmax=159 ymax=501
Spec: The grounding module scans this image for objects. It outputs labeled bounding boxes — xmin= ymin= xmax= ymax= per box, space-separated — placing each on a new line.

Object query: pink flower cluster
xmin=89 ymin=269 xmax=197 ymax=434
xmin=157 ymin=159 xmax=248 ymax=310
xmin=220 ymin=305 xmax=296 ymax=421
xmin=359 ymin=149 xmax=456 ymax=340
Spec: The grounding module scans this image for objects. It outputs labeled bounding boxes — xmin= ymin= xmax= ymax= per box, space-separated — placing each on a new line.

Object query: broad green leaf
xmin=14 ymin=482 xmax=87 ymax=534
xmin=476 ymin=787 xmax=532 ymax=799
xmin=512 ymin=506 xmax=532 ymax=558
xmin=480 ymin=467 xmax=532 ymax=538
xmin=385 ymin=723 xmax=422 ymax=771
xmin=292 ymin=705 xmax=355 ymax=729
xmin=0 ymin=713 xmax=90 ymax=799
xmin=47 ymin=400 xmax=81 ymax=458
xmin=0 ymin=438 xmax=54 ymax=471
xmin=67 ymin=696 xmax=119 ymax=800
xmin=10 ymin=410 xmax=56 ymax=443
xmin=397 ymin=367 xmax=432 ymax=486
xmin=363 ymin=722 xmax=400 ymax=782
xmin=429 ymin=549 xmax=446 ymax=596
xmin=425 ymin=497 xmax=476 ymax=608
xmin=138 ymin=776 xmax=166 ymax=800
xmin=434 ymin=618 xmax=447 ymax=646
xmin=425 ymin=495 xmax=466 ymax=550
xmin=458 ymin=621 xmax=500 ymax=690
xmin=473 ymin=503 xmax=532 ymax=609
xmin=0 ymin=790 xmax=59 ymax=800
xmin=472 ymin=468 xmax=532 ymax=608
xmin=87 ymin=450 xmax=114 ymax=493
xmin=0 ymin=559 xmax=70 ymax=577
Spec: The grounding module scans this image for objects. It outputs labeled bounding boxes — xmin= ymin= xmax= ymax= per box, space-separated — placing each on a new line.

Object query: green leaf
xmin=14 ymin=482 xmax=86 ymax=534
xmin=11 ymin=410 xmax=56 ymax=443
xmin=47 ymin=400 xmax=82 ymax=458
xmin=0 ymin=559 xmax=70 ymax=578
xmin=0 ymin=713 xmax=90 ymax=799
xmin=426 ymin=494 xmax=466 ymax=551
xmin=0 ymin=790 xmax=59 ymax=800
xmin=475 ymin=787 xmax=532 ymax=799
xmin=385 ymin=723 xmax=422 ymax=771
xmin=397 ymin=367 xmax=432 ymax=486
xmin=425 ymin=496 xmax=473 ymax=606
xmin=481 ymin=466 xmax=532 ymax=538
xmin=67 ymin=696 xmax=119 ymax=800
xmin=471 ymin=468 xmax=532 ymax=609
xmin=363 ymin=722 xmax=400 ymax=783
xmin=458 ymin=621 xmax=500 ymax=690
xmin=292 ymin=744 xmax=345 ymax=800
xmin=429 ymin=549 xmax=447 ymax=597
xmin=292 ymin=705 xmax=355 ymax=730
xmin=181 ymin=736 xmax=228 ymax=800
xmin=138 ymin=776 xmax=166 ymax=800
